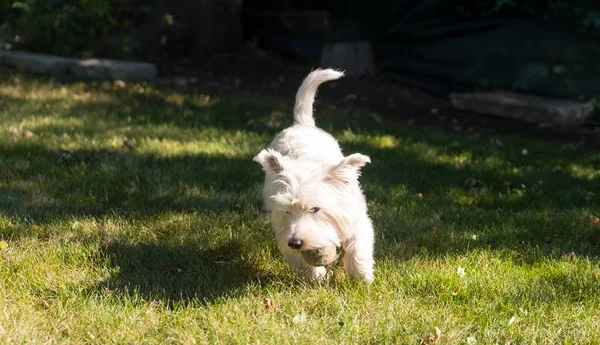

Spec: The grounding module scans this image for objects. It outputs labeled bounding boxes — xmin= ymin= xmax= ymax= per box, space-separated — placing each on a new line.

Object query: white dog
xmin=253 ymin=69 xmax=374 ymax=283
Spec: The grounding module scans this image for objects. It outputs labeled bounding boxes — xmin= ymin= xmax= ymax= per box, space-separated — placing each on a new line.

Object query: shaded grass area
xmin=0 ymin=75 xmax=599 ymax=344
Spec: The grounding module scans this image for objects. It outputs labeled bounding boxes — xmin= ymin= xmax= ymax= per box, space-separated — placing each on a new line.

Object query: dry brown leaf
xmin=590 ymin=215 xmax=600 ymax=225
xmin=419 ymin=327 xmax=441 ymax=345
xmin=263 ymin=298 xmax=277 ymax=312
xmin=214 ymin=255 xmax=230 ymax=265
xmin=416 ymin=193 xmax=423 ymax=200
xmin=24 ymin=130 xmax=35 ymax=138
xmin=123 ymin=138 xmax=135 ymax=150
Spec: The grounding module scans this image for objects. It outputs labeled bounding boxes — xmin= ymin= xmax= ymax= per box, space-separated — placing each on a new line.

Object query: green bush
xmin=0 ymin=0 xmax=156 ymax=58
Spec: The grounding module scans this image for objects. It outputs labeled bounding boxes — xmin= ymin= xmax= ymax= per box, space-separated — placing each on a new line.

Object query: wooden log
xmin=0 ymin=50 xmax=74 ymax=75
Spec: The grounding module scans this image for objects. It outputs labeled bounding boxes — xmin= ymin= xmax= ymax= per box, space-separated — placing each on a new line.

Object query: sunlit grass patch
xmin=0 ymin=74 xmax=599 ymax=344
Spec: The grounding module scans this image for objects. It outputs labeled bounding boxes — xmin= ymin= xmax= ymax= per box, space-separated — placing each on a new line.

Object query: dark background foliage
xmin=0 ymin=0 xmax=243 ymax=61
xmin=1 ymin=0 xmax=599 ymax=101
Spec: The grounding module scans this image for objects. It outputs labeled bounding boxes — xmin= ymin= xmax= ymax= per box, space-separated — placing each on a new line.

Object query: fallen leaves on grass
xmin=263 ymin=298 xmax=277 ymax=312
xmin=292 ymin=312 xmax=306 ymax=324
xmin=125 ymin=187 xmax=137 ymax=196
xmin=508 ymin=316 xmax=516 ymax=326
xmin=465 ymin=178 xmax=485 ymax=189
xmin=465 ymin=178 xmax=485 ymax=195
xmin=163 ymin=266 xmax=183 ymax=274
xmin=214 ymin=255 xmax=230 ymax=265
xmin=457 ymin=266 xmax=466 ymax=278
xmin=590 ymin=215 xmax=600 ymax=226
xmin=123 ymin=138 xmax=135 ymax=150
xmin=419 ymin=327 xmax=441 ymax=345
xmin=416 ymin=193 xmax=423 ymax=200
xmin=55 ymin=149 xmax=114 ymax=165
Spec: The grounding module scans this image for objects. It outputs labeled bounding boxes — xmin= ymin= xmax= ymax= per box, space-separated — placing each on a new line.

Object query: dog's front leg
xmin=282 ymin=251 xmax=327 ymax=281
xmin=342 ymin=225 xmax=374 ymax=283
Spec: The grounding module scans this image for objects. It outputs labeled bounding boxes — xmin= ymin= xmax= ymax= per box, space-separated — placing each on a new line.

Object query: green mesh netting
xmin=251 ymin=0 xmax=600 ymax=101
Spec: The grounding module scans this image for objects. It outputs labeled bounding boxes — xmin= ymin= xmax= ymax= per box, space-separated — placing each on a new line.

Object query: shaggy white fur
xmin=254 ymin=69 xmax=374 ymax=283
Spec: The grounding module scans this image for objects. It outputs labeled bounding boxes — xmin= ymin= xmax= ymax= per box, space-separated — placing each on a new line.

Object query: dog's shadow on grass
xmin=99 ymin=239 xmax=266 ymax=305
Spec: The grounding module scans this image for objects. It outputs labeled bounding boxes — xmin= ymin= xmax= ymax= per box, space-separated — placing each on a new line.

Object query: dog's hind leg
xmin=282 ymin=251 xmax=327 ymax=281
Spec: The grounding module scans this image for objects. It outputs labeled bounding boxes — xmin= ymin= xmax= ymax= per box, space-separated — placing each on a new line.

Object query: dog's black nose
xmin=288 ymin=238 xmax=303 ymax=250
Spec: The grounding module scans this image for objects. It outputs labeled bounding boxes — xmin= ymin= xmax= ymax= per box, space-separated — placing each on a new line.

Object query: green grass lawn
xmin=0 ymin=75 xmax=599 ymax=344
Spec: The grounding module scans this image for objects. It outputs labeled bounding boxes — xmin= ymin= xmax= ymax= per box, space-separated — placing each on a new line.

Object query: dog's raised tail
xmin=294 ymin=68 xmax=344 ymax=126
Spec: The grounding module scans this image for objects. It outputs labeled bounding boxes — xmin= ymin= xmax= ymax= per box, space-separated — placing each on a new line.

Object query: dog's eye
xmin=309 ymin=207 xmax=320 ymax=213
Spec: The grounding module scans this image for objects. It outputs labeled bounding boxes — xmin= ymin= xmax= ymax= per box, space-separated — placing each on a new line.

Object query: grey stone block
xmin=0 ymin=50 xmax=74 ymax=75
xmin=450 ymin=91 xmax=595 ymax=127
xmin=70 ymin=59 xmax=158 ymax=80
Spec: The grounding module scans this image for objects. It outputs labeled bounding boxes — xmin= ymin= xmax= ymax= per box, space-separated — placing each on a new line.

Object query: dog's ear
xmin=327 ymin=153 xmax=370 ymax=184
xmin=253 ymin=149 xmax=286 ymax=174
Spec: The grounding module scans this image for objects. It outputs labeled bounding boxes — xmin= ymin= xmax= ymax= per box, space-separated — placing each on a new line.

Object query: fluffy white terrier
xmin=253 ymin=69 xmax=374 ymax=283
